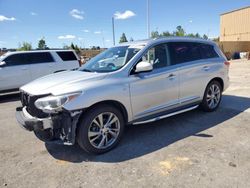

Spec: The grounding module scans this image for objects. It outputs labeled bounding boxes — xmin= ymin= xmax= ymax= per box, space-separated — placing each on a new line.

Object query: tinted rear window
xmin=168 ymin=42 xmax=219 ymax=65
xmin=199 ymin=44 xmax=219 ymax=59
xmin=56 ymin=51 xmax=77 ymax=61
xmin=168 ymin=42 xmax=202 ymax=64
xmin=26 ymin=52 xmax=54 ymax=64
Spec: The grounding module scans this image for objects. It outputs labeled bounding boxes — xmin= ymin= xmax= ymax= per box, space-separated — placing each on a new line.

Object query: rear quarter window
xmin=199 ymin=44 xmax=219 ymax=59
xmin=56 ymin=51 xmax=78 ymax=61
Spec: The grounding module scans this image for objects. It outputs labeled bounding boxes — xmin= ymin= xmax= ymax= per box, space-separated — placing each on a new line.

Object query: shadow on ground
xmin=43 ymin=95 xmax=249 ymax=163
xmin=0 ymin=93 xmax=20 ymax=103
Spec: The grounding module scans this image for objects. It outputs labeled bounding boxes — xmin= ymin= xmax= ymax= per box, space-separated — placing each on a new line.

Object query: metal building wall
xmin=220 ymin=6 xmax=250 ymax=42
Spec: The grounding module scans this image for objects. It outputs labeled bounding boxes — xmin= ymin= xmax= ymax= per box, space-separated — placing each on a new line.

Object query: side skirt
xmin=132 ymin=104 xmax=199 ymax=125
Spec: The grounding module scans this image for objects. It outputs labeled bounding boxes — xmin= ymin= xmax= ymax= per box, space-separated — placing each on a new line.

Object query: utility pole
xmin=147 ymin=0 xmax=150 ymax=38
xmin=112 ymin=17 xmax=115 ymax=46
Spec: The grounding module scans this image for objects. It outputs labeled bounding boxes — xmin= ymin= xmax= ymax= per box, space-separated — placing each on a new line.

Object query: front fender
xmin=63 ymin=82 xmax=133 ymax=122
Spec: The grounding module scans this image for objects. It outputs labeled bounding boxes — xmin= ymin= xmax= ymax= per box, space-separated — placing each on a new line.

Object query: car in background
xmin=0 ymin=50 xmax=80 ymax=93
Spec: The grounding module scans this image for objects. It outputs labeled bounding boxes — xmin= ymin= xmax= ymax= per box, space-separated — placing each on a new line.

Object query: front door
xmin=129 ymin=43 xmax=179 ymax=120
xmin=0 ymin=54 xmax=31 ymax=91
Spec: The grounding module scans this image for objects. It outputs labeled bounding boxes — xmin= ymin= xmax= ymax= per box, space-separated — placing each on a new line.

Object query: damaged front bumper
xmin=15 ymin=106 xmax=82 ymax=145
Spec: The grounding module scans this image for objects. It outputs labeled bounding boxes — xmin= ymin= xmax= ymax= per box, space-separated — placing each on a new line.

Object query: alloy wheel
xmin=206 ymin=84 xmax=221 ymax=109
xmin=88 ymin=112 xmax=120 ymax=149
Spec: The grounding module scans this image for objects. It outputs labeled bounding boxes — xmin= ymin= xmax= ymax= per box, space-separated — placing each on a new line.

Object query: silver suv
xmin=16 ymin=37 xmax=229 ymax=154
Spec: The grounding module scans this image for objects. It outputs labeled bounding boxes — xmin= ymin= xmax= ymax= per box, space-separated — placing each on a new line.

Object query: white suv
xmin=0 ymin=50 xmax=80 ymax=93
xmin=16 ymin=37 xmax=229 ymax=154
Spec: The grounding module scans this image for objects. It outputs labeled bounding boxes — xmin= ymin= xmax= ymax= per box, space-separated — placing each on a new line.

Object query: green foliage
xmin=151 ymin=31 xmax=160 ymax=38
xmin=151 ymin=26 xmax=209 ymax=40
xmin=37 ymin=37 xmax=48 ymax=49
xmin=174 ymin=25 xmax=185 ymax=36
xmin=162 ymin=31 xmax=171 ymax=37
xmin=203 ymin=34 xmax=208 ymax=40
xmin=119 ymin=33 xmax=128 ymax=43
xmin=69 ymin=42 xmax=80 ymax=54
xmin=18 ymin=42 xmax=32 ymax=51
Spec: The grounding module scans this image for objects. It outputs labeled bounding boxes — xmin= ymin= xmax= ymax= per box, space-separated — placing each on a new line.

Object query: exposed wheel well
xmin=85 ymin=100 xmax=128 ymax=124
xmin=208 ymin=77 xmax=224 ymax=91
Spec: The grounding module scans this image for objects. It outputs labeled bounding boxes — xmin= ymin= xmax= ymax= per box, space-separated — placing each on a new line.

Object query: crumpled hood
xmin=21 ymin=70 xmax=108 ymax=95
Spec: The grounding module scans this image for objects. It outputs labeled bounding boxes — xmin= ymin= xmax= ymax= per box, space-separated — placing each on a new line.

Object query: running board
xmin=133 ymin=105 xmax=199 ymax=125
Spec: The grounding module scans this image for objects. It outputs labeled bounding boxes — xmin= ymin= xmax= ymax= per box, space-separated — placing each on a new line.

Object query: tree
xmin=186 ymin=33 xmax=196 ymax=37
xmin=150 ymin=26 xmax=209 ymax=40
xmin=130 ymin=37 xmax=134 ymax=42
xmin=37 ymin=37 xmax=48 ymax=49
xmin=119 ymin=33 xmax=128 ymax=43
xmin=69 ymin=42 xmax=80 ymax=54
xmin=195 ymin=33 xmax=201 ymax=38
xmin=63 ymin=44 xmax=70 ymax=49
xmin=203 ymin=34 xmax=208 ymax=40
xmin=18 ymin=42 xmax=32 ymax=51
xmin=70 ymin=43 xmax=75 ymax=50
xmin=151 ymin=31 xmax=160 ymax=38
xmin=162 ymin=31 xmax=172 ymax=37
xmin=174 ymin=25 xmax=185 ymax=36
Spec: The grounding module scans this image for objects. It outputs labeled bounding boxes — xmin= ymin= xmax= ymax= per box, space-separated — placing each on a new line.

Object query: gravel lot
xmin=0 ymin=60 xmax=250 ymax=188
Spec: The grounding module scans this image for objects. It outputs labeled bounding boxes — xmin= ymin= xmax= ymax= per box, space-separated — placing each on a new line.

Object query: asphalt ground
xmin=0 ymin=60 xmax=250 ymax=188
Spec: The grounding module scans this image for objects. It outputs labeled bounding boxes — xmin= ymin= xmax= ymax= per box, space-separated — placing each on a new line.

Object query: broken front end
xmin=15 ymin=92 xmax=82 ymax=145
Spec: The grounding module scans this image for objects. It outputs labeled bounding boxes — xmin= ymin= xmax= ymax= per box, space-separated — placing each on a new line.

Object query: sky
xmin=0 ymin=0 xmax=250 ymax=49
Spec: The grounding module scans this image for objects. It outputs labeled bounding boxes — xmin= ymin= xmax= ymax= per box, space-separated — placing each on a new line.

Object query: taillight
xmin=224 ymin=61 xmax=230 ymax=66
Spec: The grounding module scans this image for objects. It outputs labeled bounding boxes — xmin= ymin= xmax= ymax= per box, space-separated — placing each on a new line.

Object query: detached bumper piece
xmin=16 ymin=107 xmax=52 ymax=131
xmin=15 ymin=106 xmax=82 ymax=145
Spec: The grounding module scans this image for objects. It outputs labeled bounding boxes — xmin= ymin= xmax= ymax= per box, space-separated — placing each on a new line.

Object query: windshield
xmin=79 ymin=46 xmax=141 ymax=73
xmin=0 ymin=53 xmax=8 ymax=61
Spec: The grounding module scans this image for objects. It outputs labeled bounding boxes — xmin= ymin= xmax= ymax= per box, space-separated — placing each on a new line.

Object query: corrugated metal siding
xmin=220 ymin=7 xmax=250 ymax=41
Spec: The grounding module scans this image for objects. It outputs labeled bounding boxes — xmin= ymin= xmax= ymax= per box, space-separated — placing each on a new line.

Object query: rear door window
xmin=168 ymin=42 xmax=202 ymax=65
xmin=4 ymin=54 xmax=29 ymax=66
xmin=56 ymin=51 xmax=77 ymax=61
xmin=26 ymin=52 xmax=54 ymax=64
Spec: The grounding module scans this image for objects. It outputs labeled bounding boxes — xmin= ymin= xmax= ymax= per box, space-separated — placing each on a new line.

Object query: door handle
xmin=21 ymin=68 xmax=28 ymax=70
xmin=167 ymin=73 xmax=176 ymax=78
xmin=167 ymin=73 xmax=176 ymax=79
xmin=203 ymin=66 xmax=210 ymax=71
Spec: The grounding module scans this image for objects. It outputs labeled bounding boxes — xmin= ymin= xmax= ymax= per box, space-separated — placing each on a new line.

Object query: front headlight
xmin=35 ymin=92 xmax=81 ymax=112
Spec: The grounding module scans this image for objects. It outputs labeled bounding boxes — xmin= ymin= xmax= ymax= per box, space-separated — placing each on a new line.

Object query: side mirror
xmin=135 ymin=61 xmax=153 ymax=73
xmin=0 ymin=61 xmax=6 ymax=67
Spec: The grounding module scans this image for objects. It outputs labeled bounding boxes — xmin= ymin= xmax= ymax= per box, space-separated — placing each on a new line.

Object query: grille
xmin=21 ymin=92 xmax=50 ymax=118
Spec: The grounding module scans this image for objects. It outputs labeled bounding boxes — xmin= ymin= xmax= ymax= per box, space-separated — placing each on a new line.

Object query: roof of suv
xmin=119 ymin=37 xmax=216 ymax=47
xmin=2 ymin=49 xmax=76 ymax=56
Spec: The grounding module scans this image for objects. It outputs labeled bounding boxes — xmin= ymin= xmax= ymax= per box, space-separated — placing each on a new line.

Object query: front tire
xmin=200 ymin=80 xmax=222 ymax=112
xmin=77 ymin=104 xmax=125 ymax=154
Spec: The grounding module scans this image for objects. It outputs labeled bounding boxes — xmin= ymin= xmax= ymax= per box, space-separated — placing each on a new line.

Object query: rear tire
xmin=77 ymin=104 xmax=125 ymax=154
xmin=200 ymin=80 xmax=222 ymax=112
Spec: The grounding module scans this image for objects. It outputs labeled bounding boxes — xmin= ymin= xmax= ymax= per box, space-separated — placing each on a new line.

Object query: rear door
xmin=168 ymin=42 xmax=219 ymax=104
xmin=28 ymin=52 xmax=56 ymax=80
xmin=129 ymin=43 xmax=179 ymax=120
xmin=0 ymin=53 xmax=31 ymax=91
